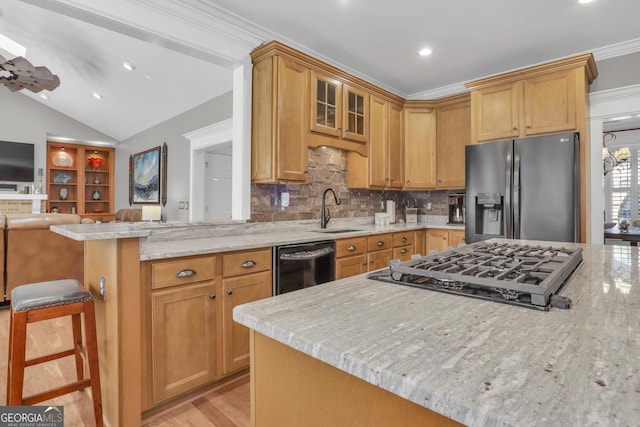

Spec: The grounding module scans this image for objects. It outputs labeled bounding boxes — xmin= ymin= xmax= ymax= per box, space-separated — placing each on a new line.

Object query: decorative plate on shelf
xmin=52 ymin=151 xmax=73 ymax=167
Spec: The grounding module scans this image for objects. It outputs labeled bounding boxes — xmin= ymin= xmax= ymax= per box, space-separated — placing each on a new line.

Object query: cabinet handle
xmin=227 ymin=290 xmax=233 ymax=296
xmin=363 ymin=262 xmax=368 ymax=266
xmin=512 ymin=126 xmax=518 ymax=131
xmin=370 ymin=260 xmax=375 ymax=264
xmin=241 ymin=260 xmax=256 ymax=268
xmin=210 ymin=294 xmax=216 ymax=300
xmin=526 ymin=124 xmax=531 ymax=129
xmin=377 ymin=241 xmax=384 ymax=247
xmin=401 ymin=249 xmax=407 ymax=254
xmin=401 ymin=237 xmax=407 ymax=242
xmin=347 ymin=245 xmax=356 ymax=251
xmin=442 ymin=236 xmax=447 ymax=240
xmin=406 ymin=180 xmax=410 ymax=184
xmin=304 ymin=170 xmax=309 ymax=174
xmin=176 ymin=268 xmax=196 ymax=278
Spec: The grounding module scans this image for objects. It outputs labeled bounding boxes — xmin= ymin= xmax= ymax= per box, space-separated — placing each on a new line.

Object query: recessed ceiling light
xmin=93 ymin=91 xmax=103 ymax=100
xmin=578 ymin=0 xmax=595 ymax=4
xmin=418 ymin=48 xmax=433 ymax=57
xmin=40 ymin=93 xmax=49 ymax=100
xmin=123 ymin=60 xmax=136 ymax=71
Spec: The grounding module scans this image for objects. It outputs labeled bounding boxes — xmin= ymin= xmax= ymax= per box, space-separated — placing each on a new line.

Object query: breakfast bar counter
xmin=233 ymin=240 xmax=640 ymax=426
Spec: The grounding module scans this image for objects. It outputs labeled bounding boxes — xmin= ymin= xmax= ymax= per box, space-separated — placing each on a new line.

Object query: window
xmin=603 ymin=137 xmax=640 ymax=224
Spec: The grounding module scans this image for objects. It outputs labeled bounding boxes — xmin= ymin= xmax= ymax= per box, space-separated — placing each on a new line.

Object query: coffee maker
xmin=448 ymin=193 xmax=465 ymax=224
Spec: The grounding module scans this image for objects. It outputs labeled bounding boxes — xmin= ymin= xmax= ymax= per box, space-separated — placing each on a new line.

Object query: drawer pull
xmin=401 ymin=249 xmax=407 ymax=254
xmin=377 ymin=241 xmax=384 ymax=247
xmin=210 ymin=294 xmax=216 ymax=300
xmin=241 ymin=260 xmax=257 ymax=268
xmin=176 ymin=268 xmax=197 ymax=278
xmin=347 ymin=245 xmax=356 ymax=251
xmin=227 ymin=290 xmax=233 ymax=296
xmin=401 ymin=237 xmax=407 ymax=242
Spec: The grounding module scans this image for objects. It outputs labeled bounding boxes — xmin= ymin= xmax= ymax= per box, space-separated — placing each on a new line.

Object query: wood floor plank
xmin=1 ymin=307 xmax=250 ymax=427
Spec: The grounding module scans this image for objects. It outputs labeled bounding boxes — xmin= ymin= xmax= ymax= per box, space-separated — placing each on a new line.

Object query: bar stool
xmin=6 ymin=279 xmax=103 ymax=427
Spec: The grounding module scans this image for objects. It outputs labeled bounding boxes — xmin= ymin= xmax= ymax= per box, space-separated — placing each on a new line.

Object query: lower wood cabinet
xmin=335 ymin=237 xmax=367 ymax=280
xmin=143 ymin=248 xmax=272 ymax=410
xmin=150 ymin=281 xmax=218 ymax=404
xmin=222 ymin=270 xmax=272 ymax=375
xmin=426 ymin=229 xmax=466 ymax=253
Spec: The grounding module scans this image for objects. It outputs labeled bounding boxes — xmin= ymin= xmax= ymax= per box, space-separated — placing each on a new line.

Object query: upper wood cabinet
xmin=436 ymin=95 xmax=470 ymax=189
xmin=466 ymin=54 xmax=597 ymax=143
xmin=343 ymin=84 xmax=369 ymax=143
xmin=311 ymin=71 xmax=342 ymax=137
xmin=403 ymin=107 xmax=437 ymax=189
xmin=251 ymin=55 xmax=309 ymax=183
xmin=348 ymin=96 xmax=402 ymax=189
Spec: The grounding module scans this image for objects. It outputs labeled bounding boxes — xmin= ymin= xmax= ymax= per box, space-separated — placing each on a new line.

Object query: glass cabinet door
xmin=311 ymin=71 xmax=342 ymax=137
xmin=343 ymin=84 xmax=369 ymax=143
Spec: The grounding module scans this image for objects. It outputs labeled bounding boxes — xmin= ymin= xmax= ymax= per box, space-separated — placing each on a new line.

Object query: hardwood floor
xmin=0 ymin=306 xmax=250 ymax=427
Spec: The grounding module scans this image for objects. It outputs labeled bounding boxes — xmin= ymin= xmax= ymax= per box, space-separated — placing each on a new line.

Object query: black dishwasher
xmin=273 ymin=240 xmax=335 ymax=295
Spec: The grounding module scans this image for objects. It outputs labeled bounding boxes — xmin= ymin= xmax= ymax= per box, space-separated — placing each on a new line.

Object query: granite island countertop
xmin=233 ymin=239 xmax=640 ymax=427
xmin=51 ymin=217 xmax=464 ymax=260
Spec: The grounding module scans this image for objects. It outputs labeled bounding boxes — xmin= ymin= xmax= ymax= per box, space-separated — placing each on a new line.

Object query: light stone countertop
xmin=233 ymin=240 xmax=640 ymax=427
xmin=51 ymin=217 xmax=464 ymax=260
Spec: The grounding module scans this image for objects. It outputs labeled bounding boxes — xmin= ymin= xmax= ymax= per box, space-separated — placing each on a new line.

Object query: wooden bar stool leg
xmin=6 ymin=306 xmax=14 ymax=403
xmin=83 ymin=300 xmax=103 ymax=427
xmin=7 ymin=310 xmax=28 ymax=405
xmin=71 ymin=313 xmax=85 ymax=383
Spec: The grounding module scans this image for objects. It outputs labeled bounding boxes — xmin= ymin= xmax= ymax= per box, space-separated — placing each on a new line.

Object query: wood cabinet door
xmin=414 ymin=229 xmax=426 ymax=256
xmin=222 ymin=271 xmax=272 ymax=375
xmin=342 ymin=84 xmax=369 ymax=143
xmin=449 ymin=230 xmax=466 ymax=248
xmin=388 ymin=103 xmax=403 ymax=188
xmin=523 ymin=69 xmax=576 ymax=136
xmin=403 ymin=108 xmax=436 ymax=189
xmin=426 ymin=229 xmax=450 ymax=253
xmin=366 ymin=249 xmax=392 ymax=272
xmin=437 ymin=100 xmax=470 ymax=189
xmin=276 ymin=57 xmax=309 ymax=182
xmin=369 ymin=95 xmax=389 ymax=187
xmin=471 ymin=81 xmax=521 ymax=142
xmin=311 ymin=71 xmax=342 ymax=137
xmin=151 ymin=282 xmax=218 ymax=404
xmin=336 ymin=255 xmax=367 ymax=279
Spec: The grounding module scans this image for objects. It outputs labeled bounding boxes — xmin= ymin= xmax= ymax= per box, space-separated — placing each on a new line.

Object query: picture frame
xmin=131 ymin=146 xmax=161 ymax=204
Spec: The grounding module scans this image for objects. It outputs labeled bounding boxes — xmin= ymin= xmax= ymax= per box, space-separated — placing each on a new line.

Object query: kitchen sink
xmin=313 ymin=228 xmax=362 ymax=234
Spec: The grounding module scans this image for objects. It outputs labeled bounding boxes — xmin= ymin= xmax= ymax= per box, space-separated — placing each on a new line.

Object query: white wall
xmin=0 ymin=87 xmax=117 ymax=184
xmin=116 ymin=91 xmax=233 ymax=221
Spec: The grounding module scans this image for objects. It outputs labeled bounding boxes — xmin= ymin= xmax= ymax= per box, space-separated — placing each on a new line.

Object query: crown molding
xmin=592 ymin=38 xmax=640 ymax=61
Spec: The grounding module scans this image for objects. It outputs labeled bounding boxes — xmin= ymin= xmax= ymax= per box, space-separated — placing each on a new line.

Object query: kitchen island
xmin=234 ymin=240 xmax=640 ymax=426
xmin=50 ymin=217 xmax=462 ymax=426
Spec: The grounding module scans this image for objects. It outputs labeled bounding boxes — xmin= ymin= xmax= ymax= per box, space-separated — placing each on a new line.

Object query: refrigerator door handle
xmin=513 ymin=150 xmax=521 ymax=239
xmin=505 ymin=150 xmax=512 ymax=238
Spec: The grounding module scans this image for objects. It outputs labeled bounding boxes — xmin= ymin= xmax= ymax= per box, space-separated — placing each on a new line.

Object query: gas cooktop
xmin=367 ymin=241 xmax=583 ymax=311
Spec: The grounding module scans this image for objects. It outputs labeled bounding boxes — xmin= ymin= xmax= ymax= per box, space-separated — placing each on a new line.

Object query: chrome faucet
xmin=321 ymin=188 xmax=341 ymax=228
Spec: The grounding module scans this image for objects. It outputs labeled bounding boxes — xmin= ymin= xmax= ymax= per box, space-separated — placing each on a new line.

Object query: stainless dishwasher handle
xmin=280 ymin=247 xmax=335 ymax=260
xmin=176 ymin=269 xmax=196 ymax=278
xmin=241 ymin=260 xmax=256 ymax=268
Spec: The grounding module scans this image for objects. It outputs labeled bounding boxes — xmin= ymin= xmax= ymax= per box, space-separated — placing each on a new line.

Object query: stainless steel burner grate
xmin=367 ymin=241 xmax=582 ymax=310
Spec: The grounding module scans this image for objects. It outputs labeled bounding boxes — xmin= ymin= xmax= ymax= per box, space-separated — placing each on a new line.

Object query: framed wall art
xmin=130 ymin=146 xmax=161 ymax=204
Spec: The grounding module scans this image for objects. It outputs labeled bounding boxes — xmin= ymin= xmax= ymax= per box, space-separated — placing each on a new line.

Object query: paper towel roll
xmin=386 ymin=200 xmax=396 ymax=224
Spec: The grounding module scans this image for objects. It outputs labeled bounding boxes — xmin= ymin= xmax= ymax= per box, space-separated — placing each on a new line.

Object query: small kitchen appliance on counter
xmin=448 ymin=193 xmax=465 ymax=224
xmin=368 ymin=241 xmax=582 ymax=311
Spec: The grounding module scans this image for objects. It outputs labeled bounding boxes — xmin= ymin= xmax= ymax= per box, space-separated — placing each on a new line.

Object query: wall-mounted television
xmin=0 ymin=140 xmax=35 ymax=182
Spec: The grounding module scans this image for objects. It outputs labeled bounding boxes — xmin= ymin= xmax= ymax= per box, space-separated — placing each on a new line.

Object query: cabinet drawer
xmin=223 ymin=248 xmax=272 ymax=277
xmin=151 ymin=256 xmax=216 ymax=290
xmin=367 ymin=233 xmax=393 ymax=252
xmin=393 ymin=245 xmax=415 ymax=262
xmin=393 ymin=232 xmax=414 ymax=247
xmin=335 ymin=237 xmax=366 ymax=258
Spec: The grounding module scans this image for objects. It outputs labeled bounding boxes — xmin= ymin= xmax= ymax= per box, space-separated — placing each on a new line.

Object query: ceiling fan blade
xmin=1 ymin=56 xmax=36 ymax=75
xmin=0 ymin=56 xmax=61 ymax=93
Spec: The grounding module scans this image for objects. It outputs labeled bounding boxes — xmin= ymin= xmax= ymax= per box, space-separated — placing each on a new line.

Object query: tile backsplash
xmin=250 ymin=146 xmax=453 ymax=223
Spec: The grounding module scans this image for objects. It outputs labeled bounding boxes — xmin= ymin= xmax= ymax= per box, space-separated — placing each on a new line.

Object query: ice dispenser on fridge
xmin=474 ymin=193 xmax=503 ymax=237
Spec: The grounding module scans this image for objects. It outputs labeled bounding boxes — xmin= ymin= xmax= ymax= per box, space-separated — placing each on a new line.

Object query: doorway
xmin=204 ymin=149 xmax=233 ymax=220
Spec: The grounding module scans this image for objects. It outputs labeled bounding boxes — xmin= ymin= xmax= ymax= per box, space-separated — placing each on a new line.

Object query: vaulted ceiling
xmin=2 ymin=0 xmax=640 ymax=141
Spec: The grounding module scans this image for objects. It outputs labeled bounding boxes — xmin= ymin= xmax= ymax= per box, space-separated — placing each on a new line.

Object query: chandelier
xmin=0 ymin=55 xmax=60 ymax=93
xmin=602 ymin=132 xmax=631 ymax=176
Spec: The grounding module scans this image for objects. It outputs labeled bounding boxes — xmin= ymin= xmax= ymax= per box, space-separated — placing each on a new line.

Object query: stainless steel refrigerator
xmin=465 ymin=132 xmax=580 ymax=244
